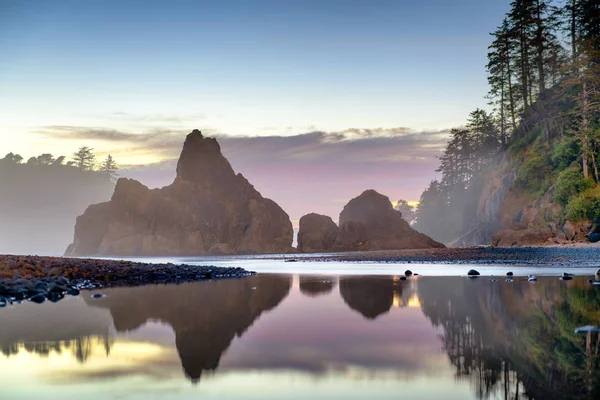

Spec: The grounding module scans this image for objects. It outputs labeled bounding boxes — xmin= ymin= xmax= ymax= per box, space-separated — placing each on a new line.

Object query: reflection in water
xmin=339 ymin=275 xmax=412 ymax=319
xmin=299 ymin=276 xmax=336 ymax=297
xmin=418 ymin=276 xmax=600 ymax=399
xmin=85 ymin=274 xmax=292 ymax=382
xmin=3 ymin=336 xmax=113 ymax=363
xmin=1 ymin=274 xmax=600 ymax=399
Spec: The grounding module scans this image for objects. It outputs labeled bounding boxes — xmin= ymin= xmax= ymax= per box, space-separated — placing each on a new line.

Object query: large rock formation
xmin=297 ymin=190 xmax=444 ymax=253
xmin=452 ymin=157 xmax=594 ymax=247
xmin=65 ymin=130 xmax=294 ymax=256
xmin=332 ymin=190 xmax=444 ymax=251
xmin=297 ymin=213 xmax=339 ymax=253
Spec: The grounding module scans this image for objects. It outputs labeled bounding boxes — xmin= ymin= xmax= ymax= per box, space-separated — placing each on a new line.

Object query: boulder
xmin=297 ymin=213 xmax=339 ymax=253
xmin=65 ymin=130 xmax=294 ymax=257
xmin=491 ymin=227 xmax=553 ymax=247
xmin=332 ymin=190 xmax=444 ymax=251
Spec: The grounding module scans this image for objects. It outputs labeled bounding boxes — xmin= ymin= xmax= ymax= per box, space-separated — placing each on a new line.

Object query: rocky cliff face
xmin=454 ymin=158 xmax=594 ymax=247
xmin=297 ymin=190 xmax=444 ymax=253
xmin=66 ymin=130 xmax=294 ymax=256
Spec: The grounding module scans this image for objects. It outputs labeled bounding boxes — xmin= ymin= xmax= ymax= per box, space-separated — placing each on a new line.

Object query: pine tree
xmin=72 ymin=146 xmax=96 ymax=171
xmin=100 ymin=154 xmax=118 ymax=182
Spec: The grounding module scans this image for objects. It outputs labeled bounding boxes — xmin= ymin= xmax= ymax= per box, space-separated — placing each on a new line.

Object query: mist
xmin=0 ymin=154 xmax=114 ymax=256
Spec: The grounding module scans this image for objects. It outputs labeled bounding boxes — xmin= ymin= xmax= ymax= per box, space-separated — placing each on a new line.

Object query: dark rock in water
xmin=29 ymin=293 xmax=46 ymax=304
xmin=0 ymin=296 xmax=6 ymax=307
xmin=284 ymin=259 xmax=298 ymax=263
xmin=0 ymin=284 xmax=9 ymax=296
xmin=414 ymin=273 xmax=419 ymax=276
xmin=506 ymin=278 xmax=514 ymax=282
xmin=561 ymin=276 xmax=573 ymax=281
xmin=331 ymin=190 xmax=445 ymax=252
xmin=467 ymin=269 xmax=480 ymax=276
xmin=405 ymin=270 xmax=413 ymax=276
xmin=562 ymin=272 xmax=574 ymax=277
xmin=491 ymin=279 xmax=497 ymax=282
xmin=91 ymin=293 xmax=105 ymax=299
xmin=67 ymin=288 xmax=80 ymax=296
xmin=297 ymin=213 xmax=339 ymax=253
xmin=48 ymin=291 xmax=64 ymax=302
xmin=596 ymin=269 xmax=600 ymax=276
xmin=399 ymin=276 xmax=407 ymax=281
xmin=47 ymin=283 xmax=66 ymax=295
xmin=65 ymin=129 xmax=294 ymax=257
xmin=506 ymin=272 xmax=514 ymax=276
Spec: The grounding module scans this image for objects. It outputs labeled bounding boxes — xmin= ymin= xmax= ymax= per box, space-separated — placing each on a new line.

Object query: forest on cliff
xmin=412 ymin=0 xmax=600 ymax=246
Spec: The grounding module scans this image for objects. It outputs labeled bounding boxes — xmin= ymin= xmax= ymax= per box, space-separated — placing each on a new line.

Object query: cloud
xmin=36 ymin=125 xmax=449 ymax=222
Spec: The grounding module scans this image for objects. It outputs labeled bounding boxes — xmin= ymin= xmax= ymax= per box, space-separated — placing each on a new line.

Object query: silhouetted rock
xmin=65 ymin=130 xmax=294 ymax=256
xmin=297 ymin=213 xmax=339 ymax=253
xmin=467 ymin=269 xmax=480 ymax=276
xmin=332 ymin=190 xmax=444 ymax=251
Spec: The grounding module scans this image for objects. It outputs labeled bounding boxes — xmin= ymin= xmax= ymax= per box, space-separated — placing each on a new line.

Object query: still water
xmin=1 ymin=272 xmax=600 ymax=399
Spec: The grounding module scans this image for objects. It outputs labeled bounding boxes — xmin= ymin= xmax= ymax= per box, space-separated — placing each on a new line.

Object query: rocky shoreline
xmin=293 ymin=246 xmax=600 ymax=267
xmin=0 ymin=254 xmax=254 ymax=307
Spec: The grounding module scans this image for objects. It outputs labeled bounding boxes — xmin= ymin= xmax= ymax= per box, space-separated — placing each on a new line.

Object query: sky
xmin=0 ymin=0 xmax=512 ymax=222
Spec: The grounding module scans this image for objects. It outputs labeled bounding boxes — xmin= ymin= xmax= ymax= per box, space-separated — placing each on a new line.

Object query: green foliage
xmin=565 ymin=186 xmax=600 ymax=222
xmin=551 ymin=136 xmax=580 ymax=170
xmin=514 ymin=145 xmax=553 ymax=196
xmin=554 ymin=167 xmax=593 ymax=205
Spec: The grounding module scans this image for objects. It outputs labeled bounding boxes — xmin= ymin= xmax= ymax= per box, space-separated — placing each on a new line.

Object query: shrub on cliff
xmin=565 ymin=187 xmax=600 ymax=223
xmin=554 ymin=168 xmax=594 ymax=206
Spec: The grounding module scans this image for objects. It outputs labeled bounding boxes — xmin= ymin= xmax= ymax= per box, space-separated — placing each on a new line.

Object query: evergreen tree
xmin=100 ymin=154 xmax=118 ymax=182
xmin=72 ymin=146 xmax=96 ymax=171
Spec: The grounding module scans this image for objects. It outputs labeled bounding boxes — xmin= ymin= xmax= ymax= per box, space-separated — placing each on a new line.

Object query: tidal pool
xmin=1 ymin=272 xmax=600 ymax=399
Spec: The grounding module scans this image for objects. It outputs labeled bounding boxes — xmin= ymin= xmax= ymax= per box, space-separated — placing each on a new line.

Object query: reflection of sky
xmin=0 ymin=275 xmax=484 ymax=399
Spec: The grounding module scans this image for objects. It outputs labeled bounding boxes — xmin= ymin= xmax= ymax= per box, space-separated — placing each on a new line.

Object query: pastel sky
xmin=0 ymin=0 xmax=511 ymax=221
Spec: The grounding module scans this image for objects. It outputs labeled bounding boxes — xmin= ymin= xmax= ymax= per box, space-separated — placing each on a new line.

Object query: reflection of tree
xmin=339 ymin=276 xmax=409 ymax=319
xmin=299 ymin=276 xmax=336 ymax=297
xmin=86 ymin=275 xmax=291 ymax=383
xmin=1 ymin=335 xmax=113 ymax=363
xmin=418 ymin=277 xmax=600 ymax=400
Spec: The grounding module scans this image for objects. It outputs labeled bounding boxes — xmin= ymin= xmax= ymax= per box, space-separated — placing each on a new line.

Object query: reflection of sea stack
xmin=299 ymin=276 xmax=336 ymax=297
xmin=66 ymin=130 xmax=294 ymax=256
xmin=340 ymin=276 xmax=402 ymax=319
xmin=86 ymin=275 xmax=291 ymax=382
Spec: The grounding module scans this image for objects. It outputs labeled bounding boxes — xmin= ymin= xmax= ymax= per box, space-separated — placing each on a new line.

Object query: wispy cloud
xmin=36 ymin=125 xmax=449 ymax=222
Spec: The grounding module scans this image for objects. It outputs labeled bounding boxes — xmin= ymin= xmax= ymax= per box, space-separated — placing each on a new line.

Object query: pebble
xmin=467 ymin=269 xmax=480 ymax=276
xmin=400 ymin=276 xmax=407 ymax=281
xmin=506 ymin=272 xmax=514 ymax=276
xmin=405 ymin=270 xmax=413 ymax=276
xmin=91 ymin=293 xmax=105 ymax=299
xmin=29 ymin=293 xmax=46 ymax=304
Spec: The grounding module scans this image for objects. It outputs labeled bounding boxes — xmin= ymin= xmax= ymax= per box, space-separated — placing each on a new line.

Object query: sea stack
xmin=297 ymin=189 xmax=444 ymax=252
xmin=65 ymin=130 xmax=294 ymax=256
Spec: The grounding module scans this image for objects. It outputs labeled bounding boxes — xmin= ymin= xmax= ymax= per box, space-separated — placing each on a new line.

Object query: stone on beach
xmin=467 ymin=269 xmax=480 ymax=276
